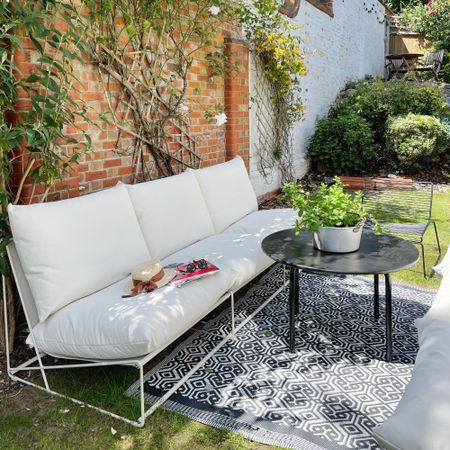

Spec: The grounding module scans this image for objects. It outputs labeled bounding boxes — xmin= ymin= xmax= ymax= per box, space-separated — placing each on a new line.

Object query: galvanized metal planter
xmin=313 ymin=223 xmax=364 ymax=253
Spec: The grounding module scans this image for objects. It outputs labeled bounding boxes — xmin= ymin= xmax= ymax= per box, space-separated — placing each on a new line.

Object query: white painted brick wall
xmin=249 ymin=0 xmax=387 ymax=198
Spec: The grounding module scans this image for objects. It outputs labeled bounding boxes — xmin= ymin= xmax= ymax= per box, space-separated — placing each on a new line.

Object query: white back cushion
xmin=374 ymin=319 xmax=450 ymax=450
xmin=126 ymin=171 xmax=215 ymax=260
xmin=190 ymin=157 xmax=258 ymax=233
xmin=8 ymin=184 xmax=150 ymax=322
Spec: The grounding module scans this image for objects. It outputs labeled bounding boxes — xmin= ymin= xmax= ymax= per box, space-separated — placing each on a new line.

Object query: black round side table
xmin=261 ymin=229 xmax=419 ymax=362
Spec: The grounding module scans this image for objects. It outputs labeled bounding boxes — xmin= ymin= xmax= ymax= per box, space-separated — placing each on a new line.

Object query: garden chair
xmin=415 ymin=50 xmax=445 ymax=81
xmin=386 ymin=58 xmax=406 ymax=80
xmin=363 ymin=180 xmax=441 ymax=277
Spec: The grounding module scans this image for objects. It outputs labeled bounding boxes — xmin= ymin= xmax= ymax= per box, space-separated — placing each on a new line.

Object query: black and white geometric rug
xmin=127 ymin=265 xmax=436 ymax=450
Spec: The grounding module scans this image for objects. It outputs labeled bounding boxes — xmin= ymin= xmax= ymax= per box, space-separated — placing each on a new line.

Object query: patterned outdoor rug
xmin=127 ymin=265 xmax=436 ymax=450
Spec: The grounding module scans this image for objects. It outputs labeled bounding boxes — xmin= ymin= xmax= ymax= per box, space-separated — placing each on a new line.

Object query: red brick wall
xmin=12 ymin=24 xmax=250 ymax=204
xmin=224 ymin=38 xmax=250 ymax=170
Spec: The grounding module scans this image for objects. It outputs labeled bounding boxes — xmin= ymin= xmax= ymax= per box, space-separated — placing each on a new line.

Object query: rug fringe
xmin=142 ymin=392 xmax=329 ymax=450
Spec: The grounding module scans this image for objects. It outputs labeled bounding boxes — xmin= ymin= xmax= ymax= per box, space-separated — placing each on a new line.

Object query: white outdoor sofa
xmin=3 ymin=157 xmax=297 ymax=427
xmin=374 ymin=247 xmax=450 ymax=450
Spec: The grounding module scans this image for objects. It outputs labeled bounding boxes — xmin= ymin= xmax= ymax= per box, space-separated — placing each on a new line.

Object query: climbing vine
xmin=79 ymin=0 xmax=239 ymax=179
xmin=240 ymin=0 xmax=306 ymax=181
xmin=0 ymin=0 xmax=91 ymax=351
xmin=76 ymin=0 xmax=306 ymax=180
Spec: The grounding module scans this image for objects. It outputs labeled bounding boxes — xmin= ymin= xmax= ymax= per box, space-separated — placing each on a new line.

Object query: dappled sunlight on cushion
xmin=27 ymin=272 xmax=231 ymax=360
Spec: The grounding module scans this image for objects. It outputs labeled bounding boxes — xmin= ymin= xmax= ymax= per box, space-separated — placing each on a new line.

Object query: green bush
xmin=331 ymin=79 xmax=447 ymax=142
xmin=440 ymin=51 xmax=450 ymax=83
xmin=309 ymin=78 xmax=449 ymax=175
xmin=308 ymin=112 xmax=374 ymax=175
xmin=386 ymin=114 xmax=449 ymax=171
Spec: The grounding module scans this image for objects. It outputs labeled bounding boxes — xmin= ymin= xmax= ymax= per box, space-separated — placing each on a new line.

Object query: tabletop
xmin=386 ymin=53 xmax=423 ymax=60
xmin=261 ymin=229 xmax=419 ymax=275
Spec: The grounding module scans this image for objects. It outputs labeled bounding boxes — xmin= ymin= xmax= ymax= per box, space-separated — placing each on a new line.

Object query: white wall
xmin=249 ymin=0 xmax=387 ymax=198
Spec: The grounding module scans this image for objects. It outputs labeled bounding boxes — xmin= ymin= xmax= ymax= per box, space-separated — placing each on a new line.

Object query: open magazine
xmin=165 ymin=259 xmax=219 ymax=287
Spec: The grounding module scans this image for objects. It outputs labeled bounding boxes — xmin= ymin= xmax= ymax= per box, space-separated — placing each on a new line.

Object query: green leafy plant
xmin=400 ymin=0 xmax=450 ymax=82
xmin=400 ymin=0 xmax=450 ymax=50
xmin=308 ymin=111 xmax=374 ymax=175
xmin=239 ymin=0 xmax=306 ymax=179
xmin=385 ymin=0 xmax=422 ymax=13
xmin=439 ymin=51 xmax=450 ymax=83
xmin=386 ymin=113 xmax=449 ymax=171
xmin=81 ymin=0 xmax=241 ymax=178
xmin=241 ymin=0 xmax=306 ymax=123
xmin=0 ymin=0 xmax=92 ymax=351
xmin=283 ymin=177 xmax=383 ymax=234
xmin=77 ymin=0 xmax=305 ymax=180
xmin=331 ymin=79 xmax=446 ymax=141
xmin=312 ymin=78 xmax=448 ymax=174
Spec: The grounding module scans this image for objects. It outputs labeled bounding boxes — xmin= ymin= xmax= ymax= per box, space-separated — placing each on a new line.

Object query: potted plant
xmin=283 ymin=177 xmax=383 ymax=253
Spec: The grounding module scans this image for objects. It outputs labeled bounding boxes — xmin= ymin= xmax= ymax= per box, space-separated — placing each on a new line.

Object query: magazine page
xmin=165 ymin=260 xmax=219 ymax=287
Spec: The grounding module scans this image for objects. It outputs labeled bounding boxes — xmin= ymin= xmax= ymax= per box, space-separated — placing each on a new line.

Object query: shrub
xmin=316 ymin=78 xmax=448 ymax=174
xmin=308 ymin=112 xmax=374 ymax=175
xmin=331 ymin=79 xmax=447 ymax=141
xmin=440 ymin=51 xmax=450 ymax=83
xmin=400 ymin=0 xmax=450 ymax=51
xmin=386 ymin=114 xmax=449 ymax=171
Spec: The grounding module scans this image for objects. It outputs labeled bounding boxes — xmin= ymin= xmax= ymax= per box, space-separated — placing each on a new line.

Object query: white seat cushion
xmin=223 ymin=208 xmax=297 ymax=238
xmin=26 ymin=205 xmax=289 ymax=360
xmin=28 ymin=231 xmax=276 ymax=360
xmin=126 ymin=172 xmax=215 ymax=260
xmin=373 ymin=319 xmax=450 ymax=450
xmin=190 ymin=157 xmax=258 ymax=233
xmin=163 ymin=233 xmax=274 ymax=291
xmin=29 ymin=268 xmax=234 ymax=360
xmin=8 ymin=184 xmax=150 ymax=322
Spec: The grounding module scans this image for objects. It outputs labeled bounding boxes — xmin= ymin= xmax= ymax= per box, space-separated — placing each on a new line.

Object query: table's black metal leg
xmin=374 ymin=274 xmax=380 ymax=320
xmin=385 ymin=274 xmax=393 ymax=362
xmin=289 ymin=267 xmax=299 ymax=352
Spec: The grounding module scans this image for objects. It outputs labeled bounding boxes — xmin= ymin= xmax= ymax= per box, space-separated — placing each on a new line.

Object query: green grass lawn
xmin=0 ymin=366 xmax=277 ymax=450
xmin=0 ymin=191 xmax=448 ymax=450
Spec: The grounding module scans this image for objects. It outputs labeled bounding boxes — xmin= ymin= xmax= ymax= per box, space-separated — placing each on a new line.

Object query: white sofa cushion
xmin=190 ymin=157 xmax=258 ymax=233
xmin=27 ymin=231 xmax=276 ymax=360
xmin=8 ymin=184 xmax=150 ymax=322
xmin=433 ymin=246 xmax=450 ymax=277
xmin=223 ymin=208 xmax=297 ymax=238
xmin=28 ymin=268 xmax=233 ymax=360
xmin=126 ymin=172 xmax=215 ymax=260
xmin=373 ymin=319 xmax=450 ymax=450
xmin=164 ymin=233 xmax=274 ymax=291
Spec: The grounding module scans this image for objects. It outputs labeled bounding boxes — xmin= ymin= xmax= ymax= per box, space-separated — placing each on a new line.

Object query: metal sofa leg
xmin=230 ymin=292 xmax=235 ymax=338
xmin=138 ymin=363 xmax=146 ymax=427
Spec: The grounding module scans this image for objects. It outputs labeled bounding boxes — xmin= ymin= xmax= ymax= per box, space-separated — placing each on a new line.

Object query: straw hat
xmin=123 ymin=261 xmax=176 ymax=297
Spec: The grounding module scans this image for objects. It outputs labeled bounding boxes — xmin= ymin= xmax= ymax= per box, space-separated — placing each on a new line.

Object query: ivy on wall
xmin=80 ymin=0 xmax=239 ymax=179
xmin=0 ymin=0 xmax=91 ymax=351
xmin=242 ymin=0 xmax=306 ymax=181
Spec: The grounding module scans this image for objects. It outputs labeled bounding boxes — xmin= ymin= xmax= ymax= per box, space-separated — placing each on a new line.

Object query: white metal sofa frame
xmin=3 ymin=243 xmax=287 ymax=428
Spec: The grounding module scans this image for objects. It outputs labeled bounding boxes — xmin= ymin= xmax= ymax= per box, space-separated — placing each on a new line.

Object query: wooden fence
xmin=388 ymin=16 xmax=430 ymax=55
